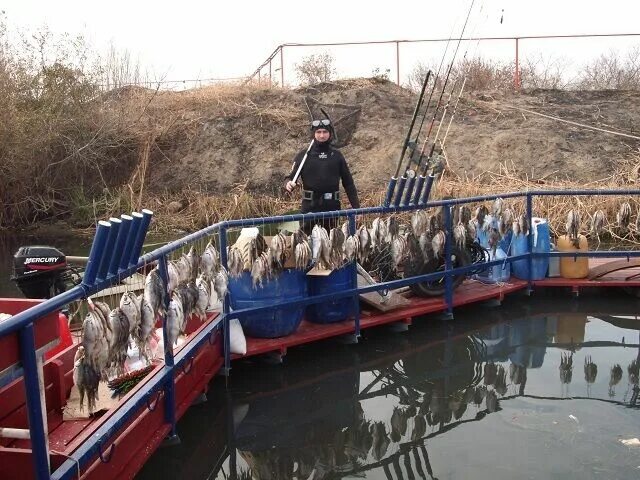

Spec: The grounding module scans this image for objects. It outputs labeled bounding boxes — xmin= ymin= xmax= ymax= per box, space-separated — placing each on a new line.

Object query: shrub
xmin=295 ymin=52 xmax=336 ymax=85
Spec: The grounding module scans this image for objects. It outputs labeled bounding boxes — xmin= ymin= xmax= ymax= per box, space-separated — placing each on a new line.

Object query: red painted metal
xmin=0 ymin=299 xmax=60 ymax=376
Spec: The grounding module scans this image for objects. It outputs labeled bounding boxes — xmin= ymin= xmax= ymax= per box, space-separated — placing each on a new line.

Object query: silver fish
xmin=137 ymin=294 xmax=156 ymax=361
xmin=370 ymin=217 xmax=382 ymax=250
xmin=108 ymin=307 xmax=130 ymax=376
xmin=251 ymin=252 xmax=269 ymax=288
xmin=185 ymin=246 xmax=199 ymax=282
xmin=357 ymin=224 xmax=371 ymax=262
xmin=144 ymin=269 xmax=166 ymax=319
xmin=214 ymin=268 xmax=229 ymax=304
xmin=249 ymin=234 xmax=268 ymax=266
xmin=518 ymin=214 xmax=529 ymax=236
xmin=418 ymin=232 xmax=433 ymax=260
xmin=269 ymin=232 xmax=288 ymax=270
xmin=200 ymin=241 xmax=220 ymax=277
xmin=82 ymin=308 xmax=110 ymax=380
xmin=295 ymin=240 xmax=312 ymax=269
xmin=475 ymin=205 xmax=489 ymax=228
xmin=617 ymin=202 xmax=632 ymax=231
xmin=119 ymin=291 xmax=141 ymax=336
xmin=386 ymin=214 xmax=399 ymax=241
xmin=459 ymin=205 xmax=472 ymax=226
xmin=591 ymin=210 xmax=606 ymax=243
xmin=431 ymin=230 xmax=445 ymax=259
xmin=73 ymin=346 xmax=100 ymax=413
xmin=166 ymin=294 xmax=184 ymax=346
xmin=499 ymin=208 xmax=513 ymax=238
xmin=566 ymin=209 xmax=581 ymax=247
xmin=291 ymin=229 xmax=308 ymax=251
xmin=341 ymin=221 xmax=350 ymax=239
xmin=195 ymin=274 xmax=211 ymax=320
xmin=492 ymin=197 xmax=504 ymax=217
xmin=329 ymin=227 xmax=345 ymax=268
xmin=344 ymin=234 xmax=360 ymax=262
xmin=227 ymin=246 xmax=244 ymax=278
xmin=453 ymin=224 xmax=467 ymax=250
xmin=392 ymin=234 xmax=407 ymax=269
xmin=174 ymin=283 xmax=199 ymax=324
xmin=466 ymin=219 xmax=477 ymax=240
xmin=411 ymin=210 xmax=429 ymax=237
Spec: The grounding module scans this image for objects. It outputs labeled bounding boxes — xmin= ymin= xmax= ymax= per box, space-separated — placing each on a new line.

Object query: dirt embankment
xmin=144 ymin=79 xmax=640 ymax=198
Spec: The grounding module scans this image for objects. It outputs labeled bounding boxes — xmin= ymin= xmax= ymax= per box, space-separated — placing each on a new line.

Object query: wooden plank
xmin=588 ymin=259 xmax=640 ymax=280
xmin=357 ymin=276 xmax=411 ymax=312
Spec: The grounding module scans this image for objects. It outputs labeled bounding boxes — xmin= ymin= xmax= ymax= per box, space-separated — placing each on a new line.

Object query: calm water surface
xmin=138 ymin=293 xmax=640 ymax=480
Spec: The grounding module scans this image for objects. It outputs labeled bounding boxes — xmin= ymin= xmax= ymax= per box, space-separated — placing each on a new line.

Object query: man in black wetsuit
xmin=284 ymin=119 xmax=360 ymax=229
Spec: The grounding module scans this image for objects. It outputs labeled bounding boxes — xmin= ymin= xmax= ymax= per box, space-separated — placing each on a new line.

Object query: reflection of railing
xmin=5 ymin=187 xmax=640 ymax=478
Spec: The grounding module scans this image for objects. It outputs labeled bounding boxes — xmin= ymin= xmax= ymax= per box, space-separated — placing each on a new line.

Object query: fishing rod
xmin=397 ymin=18 xmax=462 ymax=208
xmin=440 ymin=76 xmax=468 ymax=151
xmin=383 ymin=69 xmax=432 ymax=207
xmin=414 ymin=78 xmax=466 ymax=205
xmin=414 ymin=2 xmax=483 ymax=205
xmin=397 ymin=0 xmax=477 ymax=208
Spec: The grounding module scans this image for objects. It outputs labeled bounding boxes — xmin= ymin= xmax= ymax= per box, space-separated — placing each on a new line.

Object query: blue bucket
xmin=306 ymin=264 xmax=355 ymax=324
xmin=511 ymin=218 xmax=550 ymax=280
xmin=228 ymin=269 xmax=307 ymax=338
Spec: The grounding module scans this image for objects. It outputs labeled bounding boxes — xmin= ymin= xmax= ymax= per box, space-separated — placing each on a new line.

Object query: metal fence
xmin=3 ymin=187 xmax=640 ymax=479
xmin=247 ymin=33 xmax=640 ymax=89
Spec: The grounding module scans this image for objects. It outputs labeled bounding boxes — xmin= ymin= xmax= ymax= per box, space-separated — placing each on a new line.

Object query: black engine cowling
xmin=11 ymin=246 xmax=69 ymax=299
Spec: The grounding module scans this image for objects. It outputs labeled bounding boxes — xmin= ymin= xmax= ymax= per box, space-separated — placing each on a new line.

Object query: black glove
xmin=344 ymin=184 xmax=360 ymax=209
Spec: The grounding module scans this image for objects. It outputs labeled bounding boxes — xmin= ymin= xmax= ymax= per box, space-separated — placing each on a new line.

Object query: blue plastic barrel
xmin=511 ymin=218 xmax=550 ymax=280
xmin=306 ymin=264 xmax=355 ymax=324
xmin=228 ymin=269 xmax=307 ymax=338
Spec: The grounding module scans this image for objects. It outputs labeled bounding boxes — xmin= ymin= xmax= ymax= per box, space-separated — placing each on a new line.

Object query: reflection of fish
xmin=584 ymin=355 xmax=598 ymax=384
xmin=411 ymin=415 xmax=427 ymax=441
xmin=560 ymin=352 xmax=573 ymax=384
xmin=628 ymin=359 xmax=639 ymax=385
xmin=473 ymin=385 xmax=487 ymax=406
xmin=509 ymin=363 xmax=527 ymax=385
xmin=486 ymin=389 xmax=498 ymax=412
xmin=370 ymin=422 xmax=390 ymax=461
xmin=495 ymin=365 xmax=508 ymax=395
xmin=484 ymin=362 xmax=498 ymax=386
xmin=609 ymin=364 xmax=623 ymax=397
xmin=390 ymin=407 xmax=408 ymax=442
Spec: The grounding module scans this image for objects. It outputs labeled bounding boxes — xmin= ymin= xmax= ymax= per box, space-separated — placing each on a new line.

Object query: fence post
xmin=158 ymin=254 xmax=179 ymax=442
xmin=396 ymin=41 xmax=400 ymax=85
xmin=19 ymin=324 xmax=50 ymax=479
xmin=280 ymin=46 xmax=285 ymax=87
xmin=514 ymin=37 xmax=521 ymax=90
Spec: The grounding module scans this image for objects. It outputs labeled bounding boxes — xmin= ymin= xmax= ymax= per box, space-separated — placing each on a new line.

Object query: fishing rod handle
xmin=393 ymin=176 xmax=408 ymax=207
xmin=401 ymin=175 xmax=417 ymax=207
xmin=383 ymin=178 xmax=397 ymax=207
xmin=291 ymin=139 xmax=315 ymax=185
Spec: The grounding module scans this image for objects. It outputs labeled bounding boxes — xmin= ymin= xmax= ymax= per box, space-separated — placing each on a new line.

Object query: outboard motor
xmin=11 ymin=246 xmax=79 ymax=299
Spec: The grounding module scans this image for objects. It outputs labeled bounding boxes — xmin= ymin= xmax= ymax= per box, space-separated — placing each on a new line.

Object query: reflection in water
xmin=138 ymin=302 xmax=640 ymax=480
xmin=609 ymin=364 xmax=623 ymax=397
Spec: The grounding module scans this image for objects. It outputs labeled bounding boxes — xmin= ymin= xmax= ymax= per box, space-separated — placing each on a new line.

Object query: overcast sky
xmin=4 ymin=0 xmax=640 ymax=85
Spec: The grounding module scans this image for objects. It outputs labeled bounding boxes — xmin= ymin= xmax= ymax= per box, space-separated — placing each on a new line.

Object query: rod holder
xmin=83 ymin=220 xmax=111 ymax=286
xmin=401 ymin=176 xmax=416 ymax=207
xmin=383 ymin=178 xmax=397 ymax=207
xmin=412 ymin=175 xmax=426 ymax=205
xmin=96 ymin=217 xmax=121 ymax=282
xmin=393 ymin=176 xmax=407 ymax=207
xmin=419 ymin=175 xmax=435 ymax=206
xmin=129 ymin=209 xmax=154 ymax=267
xmin=109 ymin=214 xmax=133 ymax=276
xmin=120 ymin=212 xmax=143 ymax=271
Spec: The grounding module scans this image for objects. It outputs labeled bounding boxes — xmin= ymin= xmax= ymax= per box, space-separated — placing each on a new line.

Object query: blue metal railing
xmin=3 ymin=187 xmax=640 ymax=479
